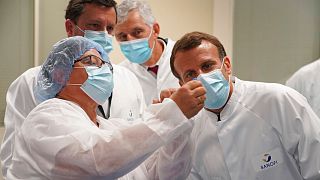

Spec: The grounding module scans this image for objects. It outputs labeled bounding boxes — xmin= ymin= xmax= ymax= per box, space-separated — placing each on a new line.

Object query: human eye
xmin=132 ymin=29 xmax=143 ymax=38
xmin=87 ymin=23 xmax=100 ymax=31
xmin=116 ymin=33 xmax=127 ymax=41
xmin=106 ymin=25 xmax=114 ymax=35
xmin=201 ymin=62 xmax=214 ymax=72
xmin=80 ymin=56 xmax=94 ymax=66
xmin=184 ymin=71 xmax=197 ymax=82
xmin=91 ymin=55 xmax=106 ymax=67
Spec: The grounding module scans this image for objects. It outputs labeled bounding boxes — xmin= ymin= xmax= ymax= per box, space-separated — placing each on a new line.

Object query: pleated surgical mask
xmin=69 ymin=64 xmax=114 ymax=105
xmin=76 ymin=25 xmax=113 ymax=54
xmin=119 ymin=28 xmax=155 ymax=64
xmin=197 ymin=58 xmax=230 ymax=109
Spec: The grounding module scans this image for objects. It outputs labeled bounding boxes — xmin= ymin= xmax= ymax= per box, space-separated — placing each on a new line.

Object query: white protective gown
xmin=0 ymin=64 xmax=146 ymax=177
xmin=286 ymin=58 xmax=320 ymax=118
xmin=7 ymin=98 xmax=193 ymax=179
xmin=120 ymin=38 xmax=180 ymax=105
xmin=188 ymin=78 xmax=320 ymax=180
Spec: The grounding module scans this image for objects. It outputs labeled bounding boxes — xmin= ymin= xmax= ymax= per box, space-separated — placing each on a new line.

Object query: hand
xmin=170 ymin=80 xmax=206 ymax=119
xmin=153 ymin=88 xmax=177 ymax=104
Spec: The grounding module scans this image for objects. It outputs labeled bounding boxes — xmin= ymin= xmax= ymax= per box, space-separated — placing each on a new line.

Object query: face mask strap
xmin=220 ymin=57 xmax=226 ymax=70
xmin=74 ymin=23 xmax=110 ymax=36
xmin=72 ymin=20 xmax=85 ymax=33
xmin=73 ymin=66 xmax=85 ymax=69
xmin=150 ymin=36 xmax=156 ymax=51
xmin=146 ymin=25 xmax=157 ymax=53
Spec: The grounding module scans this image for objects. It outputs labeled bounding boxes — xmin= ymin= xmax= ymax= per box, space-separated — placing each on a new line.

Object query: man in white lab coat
xmin=0 ymin=0 xmax=146 ymax=177
xmin=286 ymin=58 xmax=320 ymax=118
xmin=170 ymin=31 xmax=320 ymax=180
xmin=7 ymin=36 xmax=206 ymax=179
xmin=114 ymin=0 xmax=180 ymax=105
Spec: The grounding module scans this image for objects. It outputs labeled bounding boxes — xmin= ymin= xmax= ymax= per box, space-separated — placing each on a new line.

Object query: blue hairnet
xmin=34 ymin=36 xmax=109 ymax=103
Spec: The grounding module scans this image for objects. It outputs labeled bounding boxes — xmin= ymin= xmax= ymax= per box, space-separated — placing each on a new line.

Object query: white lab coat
xmin=120 ymin=38 xmax=180 ymax=105
xmin=0 ymin=64 xmax=146 ymax=177
xmin=7 ymin=98 xmax=193 ymax=179
xmin=188 ymin=78 xmax=320 ymax=180
xmin=286 ymin=58 xmax=320 ymax=118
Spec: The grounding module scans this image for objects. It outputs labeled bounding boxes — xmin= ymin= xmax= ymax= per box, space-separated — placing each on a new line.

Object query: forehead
xmin=78 ymin=3 xmax=116 ymax=24
xmin=174 ymin=41 xmax=220 ymax=67
xmin=115 ymin=10 xmax=149 ymax=32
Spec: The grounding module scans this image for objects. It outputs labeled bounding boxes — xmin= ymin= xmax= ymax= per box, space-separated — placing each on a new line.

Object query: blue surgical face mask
xmin=119 ymin=28 xmax=155 ymax=64
xmin=76 ymin=25 xmax=113 ymax=54
xmin=70 ymin=64 xmax=114 ymax=105
xmin=197 ymin=58 xmax=230 ymax=109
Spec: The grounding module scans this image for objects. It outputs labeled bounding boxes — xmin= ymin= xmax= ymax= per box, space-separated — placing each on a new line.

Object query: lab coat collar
xmin=204 ymin=76 xmax=241 ymax=124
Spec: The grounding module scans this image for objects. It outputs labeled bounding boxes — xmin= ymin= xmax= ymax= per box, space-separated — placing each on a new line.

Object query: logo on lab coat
xmin=252 ymin=148 xmax=283 ymax=172
xmin=262 ymin=154 xmax=272 ymax=162
xmin=127 ymin=110 xmax=134 ymax=123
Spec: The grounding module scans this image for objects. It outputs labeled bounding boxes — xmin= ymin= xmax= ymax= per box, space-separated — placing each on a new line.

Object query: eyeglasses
xmin=74 ymin=55 xmax=113 ymax=72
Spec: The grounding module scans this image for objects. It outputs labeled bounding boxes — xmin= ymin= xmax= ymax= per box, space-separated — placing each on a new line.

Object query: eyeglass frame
xmin=73 ymin=54 xmax=113 ymax=72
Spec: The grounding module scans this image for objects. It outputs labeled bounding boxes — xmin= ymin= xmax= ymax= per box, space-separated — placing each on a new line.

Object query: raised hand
xmin=170 ymin=80 xmax=206 ymax=119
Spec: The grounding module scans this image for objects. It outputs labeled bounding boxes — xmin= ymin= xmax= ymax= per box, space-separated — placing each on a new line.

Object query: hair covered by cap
xmin=34 ymin=36 xmax=109 ymax=103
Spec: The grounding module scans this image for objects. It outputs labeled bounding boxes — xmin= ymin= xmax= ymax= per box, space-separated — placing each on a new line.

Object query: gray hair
xmin=117 ymin=0 xmax=155 ymax=26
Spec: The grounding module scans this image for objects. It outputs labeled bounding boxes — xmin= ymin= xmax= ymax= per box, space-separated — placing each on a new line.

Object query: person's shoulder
xmin=14 ymin=66 xmax=40 ymax=80
xmin=285 ymin=59 xmax=320 ymax=87
xmin=8 ymin=66 xmax=41 ymax=89
xmin=238 ymin=78 xmax=301 ymax=101
xmin=112 ymin=64 xmax=137 ymax=77
xmin=165 ymin=38 xmax=176 ymax=51
xmin=288 ymin=59 xmax=320 ymax=80
xmin=18 ymin=66 xmax=41 ymax=77
xmin=29 ymin=98 xmax=79 ymax=118
xmin=297 ymin=59 xmax=320 ymax=73
xmin=166 ymin=38 xmax=176 ymax=44
xmin=236 ymin=79 xmax=308 ymax=112
xmin=118 ymin=59 xmax=132 ymax=68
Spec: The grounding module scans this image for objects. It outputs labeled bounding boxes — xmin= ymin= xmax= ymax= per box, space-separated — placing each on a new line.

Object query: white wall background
xmin=233 ymin=0 xmax=320 ymax=84
xmin=0 ymin=0 xmax=34 ymax=126
xmin=34 ymin=0 xmax=213 ymax=65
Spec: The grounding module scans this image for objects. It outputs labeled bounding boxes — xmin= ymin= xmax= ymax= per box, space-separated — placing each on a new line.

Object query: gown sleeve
xmin=16 ymin=98 xmax=192 ymax=179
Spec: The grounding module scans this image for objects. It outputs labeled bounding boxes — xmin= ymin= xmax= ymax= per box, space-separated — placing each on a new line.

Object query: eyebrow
xmin=86 ymin=19 xmax=102 ymax=24
xmin=132 ymin=27 xmax=144 ymax=32
xmin=86 ymin=19 xmax=115 ymax=26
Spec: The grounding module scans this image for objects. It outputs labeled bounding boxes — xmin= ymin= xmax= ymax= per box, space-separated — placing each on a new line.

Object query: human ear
xmin=152 ymin=22 xmax=160 ymax=37
xmin=223 ymin=56 xmax=232 ymax=75
xmin=65 ymin=19 xmax=75 ymax=37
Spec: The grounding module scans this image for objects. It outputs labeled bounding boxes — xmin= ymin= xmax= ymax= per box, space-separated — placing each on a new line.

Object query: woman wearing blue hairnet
xmin=6 ymin=36 xmax=206 ymax=179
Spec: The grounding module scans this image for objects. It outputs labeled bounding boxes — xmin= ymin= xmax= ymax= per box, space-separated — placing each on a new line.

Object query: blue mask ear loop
xmin=75 ymin=25 xmax=85 ymax=33
xmin=148 ymin=27 xmax=156 ymax=52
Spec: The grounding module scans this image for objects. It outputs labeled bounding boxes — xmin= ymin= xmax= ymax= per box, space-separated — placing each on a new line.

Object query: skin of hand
xmin=152 ymin=88 xmax=177 ymax=104
xmin=170 ymin=80 xmax=206 ymax=119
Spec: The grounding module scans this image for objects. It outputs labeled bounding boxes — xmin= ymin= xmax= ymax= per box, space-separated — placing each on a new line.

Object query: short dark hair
xmin=65 ymin=0 xmax=117 ymax=23
xmin=170 ymin=31 xmax=227 ymax=79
